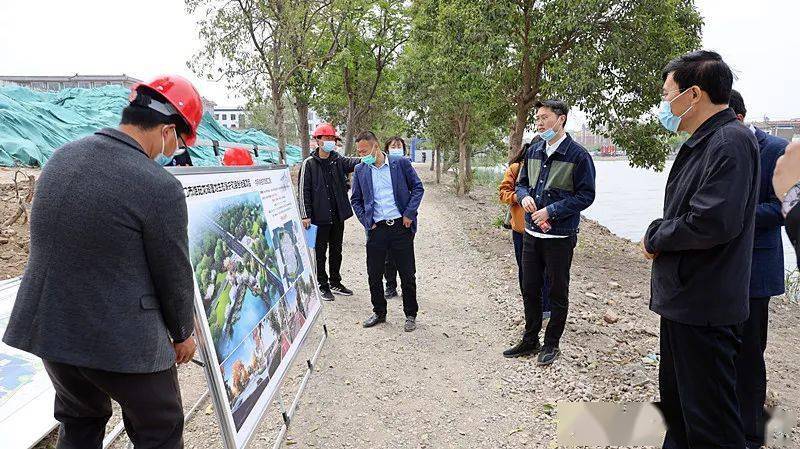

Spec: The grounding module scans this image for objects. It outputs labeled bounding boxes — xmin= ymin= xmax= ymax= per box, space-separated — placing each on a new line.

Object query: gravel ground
xmin=9 ymin=164 xmax=798 ymax=448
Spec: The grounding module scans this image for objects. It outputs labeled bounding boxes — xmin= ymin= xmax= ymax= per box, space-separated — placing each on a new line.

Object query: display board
xmin=0 ymin=278 xmax=57 ymax=449
xmin=169 ymin=166 xmax=323 ymax=449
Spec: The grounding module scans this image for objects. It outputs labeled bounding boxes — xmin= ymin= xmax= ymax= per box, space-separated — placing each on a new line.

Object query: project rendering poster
xmin=0 ymin=279 xmax=57 ymax=449
xmin=170 ymin=166 xmax=322 ymax=449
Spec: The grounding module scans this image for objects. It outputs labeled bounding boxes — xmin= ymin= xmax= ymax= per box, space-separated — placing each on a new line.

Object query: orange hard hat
xmin=311 ymin=122 xmax=340 ymax=140
xmin=129 ymin=75 xmax=204 ymax=146
xmin=223 ymin=147 xmax=255 ymax=166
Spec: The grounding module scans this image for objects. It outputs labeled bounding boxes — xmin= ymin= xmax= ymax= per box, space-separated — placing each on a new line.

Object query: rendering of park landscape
xmin=187 ymin=193 xmax=319 ymax=429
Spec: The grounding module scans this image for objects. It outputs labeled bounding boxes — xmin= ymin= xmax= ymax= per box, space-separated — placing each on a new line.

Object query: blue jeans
xmin=512 ymin=231 xmax=550 ymax=312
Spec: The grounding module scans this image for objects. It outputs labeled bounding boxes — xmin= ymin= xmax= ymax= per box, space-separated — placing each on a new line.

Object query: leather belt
xmin=376 ymin=218 xmax=401 ymax=227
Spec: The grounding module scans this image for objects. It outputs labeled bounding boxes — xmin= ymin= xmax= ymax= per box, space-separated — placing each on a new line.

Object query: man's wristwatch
xmin=782 ymin=182 xmax=800 ymax=217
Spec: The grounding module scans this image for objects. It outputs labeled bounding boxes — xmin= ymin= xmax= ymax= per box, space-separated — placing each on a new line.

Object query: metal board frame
xmin=167 ymin=165 xmax=327 ymax=449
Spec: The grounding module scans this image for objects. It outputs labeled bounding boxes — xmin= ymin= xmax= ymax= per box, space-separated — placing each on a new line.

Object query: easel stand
xmin=103 ymin=245 xmax=330 ymax=449
xmin=271 ymin=322 xmax=328 ymax=449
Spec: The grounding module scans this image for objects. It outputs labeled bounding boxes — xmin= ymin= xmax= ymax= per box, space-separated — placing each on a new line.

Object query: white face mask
xmin=389 ymin=147 xmax=404 ymax=157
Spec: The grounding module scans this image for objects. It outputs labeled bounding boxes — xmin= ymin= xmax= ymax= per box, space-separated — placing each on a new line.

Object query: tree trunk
xmin=429 ymin=145 xmax=435 ymax=171
xmin=457 ymin=135 xmax=468 ymax=196
xmin=465 ymin=143 xmax=473 ymax=186
xmin=435 ymin=149 xmax=441 ymax=184
xmin=295 ymin=99 xmax=311 ymax=159
xmin=456 ymin=114 xmax=470 ymax=196
xmin=271 ymin=82 xmax=287 ymax=163
xmin=343 ymin=99 xmax=357 ymax=156
xmin=509 ymin=104 xmax=529 ymax=160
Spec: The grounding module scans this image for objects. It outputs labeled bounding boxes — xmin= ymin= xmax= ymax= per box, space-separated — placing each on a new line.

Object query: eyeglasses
xmin=661 ymin=88 xmax=688 ymax=100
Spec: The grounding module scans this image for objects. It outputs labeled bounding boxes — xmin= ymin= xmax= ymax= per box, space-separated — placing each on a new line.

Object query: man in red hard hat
xmin=299 ymin=123 xmax=360 ymax=300
xmin=3 ymin=75 xmax=202 ymax=449
xmin=223 ymin=147 xmax=255 ymax=166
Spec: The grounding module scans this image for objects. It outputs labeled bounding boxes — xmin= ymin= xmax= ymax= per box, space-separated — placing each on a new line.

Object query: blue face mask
xmin=361 ymin=154 xmax=376 ymax=165
xmin=540 ymin=128 xmax=556 ymax=141
xmin=321 ymin=141 xmax=336 ymax=153
xmin=658 ymin=89 xmax=693 ymax=133
xmin=388 ymin=148 xmax=404 ymax=157
xmin=539 ymin=117 xmax=563 ymax=142
xmin=155 ymin=127 xmax=178 ymax=166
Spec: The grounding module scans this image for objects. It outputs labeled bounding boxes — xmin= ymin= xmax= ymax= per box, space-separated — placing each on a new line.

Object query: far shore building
xmin=749 ymin=118 xmax=800 ymax=141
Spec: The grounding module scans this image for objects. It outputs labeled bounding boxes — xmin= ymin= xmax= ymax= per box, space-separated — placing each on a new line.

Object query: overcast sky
xmin=1 ymin=0 xmax=798 ymax=124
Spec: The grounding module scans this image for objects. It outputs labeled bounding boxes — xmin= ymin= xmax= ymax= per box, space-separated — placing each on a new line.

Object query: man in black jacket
xmin=299 ymin=123 xmax=360 ymax=300
xmin=642 ymin=51 xmax=759 ymax=449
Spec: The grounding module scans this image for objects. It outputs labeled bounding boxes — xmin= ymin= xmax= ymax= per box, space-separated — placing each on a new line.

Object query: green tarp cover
xmin=0 ymin=84 xmax=301 ymax=167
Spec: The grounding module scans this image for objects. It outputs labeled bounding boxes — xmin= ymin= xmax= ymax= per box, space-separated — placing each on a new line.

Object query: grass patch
xmin=472 ymin=167 xmax=504 ymax=187
xmin=785 ymin=269 xmax=800 ymax=303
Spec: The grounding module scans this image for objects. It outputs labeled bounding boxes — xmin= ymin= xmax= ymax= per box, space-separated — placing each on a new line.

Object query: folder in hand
xmin=304 ymin=224 xmax=318 ymax=249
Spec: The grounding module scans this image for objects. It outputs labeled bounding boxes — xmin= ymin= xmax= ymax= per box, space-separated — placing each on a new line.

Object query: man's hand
xmin=774 ymin=142 xmax=800 ymax=201
xmin=174 ymin=336 xmax=197 ymax=365
xmin=640 ymin=237 xmax=658 ymax=260
xmin=302 ymin=218 xmax=312 ymax=229
xmin=403 ymin=217 xmax=413 ymax=228
xmin=531 ymin=208 xmax=549 ymax=227
xmin=521 ymin=196 xmax=537 ymax=213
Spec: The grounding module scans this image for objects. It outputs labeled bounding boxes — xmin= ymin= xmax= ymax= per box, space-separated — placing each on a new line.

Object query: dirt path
xmin=19 ymin=165 xmax=799 ymax=448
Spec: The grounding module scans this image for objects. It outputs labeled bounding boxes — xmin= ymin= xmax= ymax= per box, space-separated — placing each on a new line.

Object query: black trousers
xmin=366 ymin=221 xmax=418 ymax=317
xmin=658 ymin=317 xmax=744 ymax=449
xmin=521 ymin=232 xmax=576 ymax=347
xmin=43 ymin=360 xmax=184 ymax=449
xmin=735 ymin=297 xmax=771 ymax=449
xmin=385 ymin=253 xmax=398 ymax=291
xmin=315 ymin=220 xmax=345 ymax=289
xmin=512 ymin=230 xmax=551 ymax=312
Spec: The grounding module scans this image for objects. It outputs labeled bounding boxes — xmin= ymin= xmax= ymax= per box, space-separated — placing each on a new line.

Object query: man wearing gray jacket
xmin=2 ymin=75 xmax=203 ymax=449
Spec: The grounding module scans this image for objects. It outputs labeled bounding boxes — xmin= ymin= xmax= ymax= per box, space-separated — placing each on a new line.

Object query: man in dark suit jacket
xmin=350 ymin=131 xmax=424 ymax=332
xmin=730 ymin=89 xmax=788 ymax=449
xmin=2 ymin=76 xmax=201 ymax=449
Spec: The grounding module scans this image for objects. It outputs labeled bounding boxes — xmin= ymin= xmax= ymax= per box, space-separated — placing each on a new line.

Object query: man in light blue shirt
xmin=350 ymin=131 xmax=424 ymax=332
xmin=370 ymin=160 xmax=403 ymax=223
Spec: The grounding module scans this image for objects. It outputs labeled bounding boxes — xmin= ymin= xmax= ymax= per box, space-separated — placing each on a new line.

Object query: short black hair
xmin=120 ymin=90 xmax=191 ymax=135
xmin=729 ymin=89 xmax=746 ymax=118
xmin=662 ymin=50 xmax=733 ymax=105
xmin=384 ymin=136 xmax=407 ymax=153
xmin=534 ymin=99 xmax=569 ymax=127
xmin=355 ymin=130 xmax=379 ymax=143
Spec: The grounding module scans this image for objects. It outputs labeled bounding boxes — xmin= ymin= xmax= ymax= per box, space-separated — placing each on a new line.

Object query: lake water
xmin=218 ymin=287 xmax=270 ymax=361
xmin=584 ymin=160 xmax=797 ymax=271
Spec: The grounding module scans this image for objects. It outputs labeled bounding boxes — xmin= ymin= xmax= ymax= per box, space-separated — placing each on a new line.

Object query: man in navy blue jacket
xmin=350 ymin=131 xmax=425 ymax=332
xmin=504 ymin=99 xmax=596 ymax=365
xmin=729 ymin=89 xmax=787 ymax=449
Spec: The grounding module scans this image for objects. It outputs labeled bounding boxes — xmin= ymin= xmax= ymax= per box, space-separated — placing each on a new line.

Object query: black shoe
xmin=363 ymin=313 xmax=386 ymax=328
xmin=404 ymin=316 xmax=416 ymax=332
xmin=320 ymin=288 xmax=335 ymax=301
xmin=502 ymin=340 xmax=541 ymax=358
xmin=330 ymin=283 xmax=353 ymax=296
xmin=385 ymin=287 xmax=399 ymax=299
xmin=537 ymin=346 xmax=560 ymax=366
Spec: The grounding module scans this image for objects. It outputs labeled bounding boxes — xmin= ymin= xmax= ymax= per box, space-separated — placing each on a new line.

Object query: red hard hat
xmin=129 ymin=75 xmax=204 ymax=146
xmin=311 ymin=123 xmax=340 ymax=140
xmin=223 ymin=147 xmax=255 ymax=166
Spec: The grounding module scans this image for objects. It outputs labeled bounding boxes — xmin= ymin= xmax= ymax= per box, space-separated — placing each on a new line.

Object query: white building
xmin=213 ymin=107 xmax=247 ymax=130
xmin=307 ymin=109 xmax=324 ymax=133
